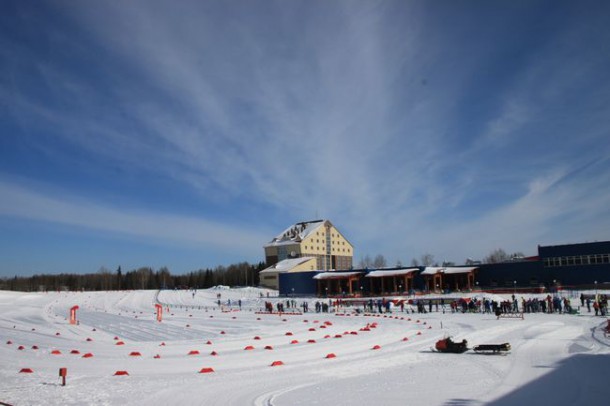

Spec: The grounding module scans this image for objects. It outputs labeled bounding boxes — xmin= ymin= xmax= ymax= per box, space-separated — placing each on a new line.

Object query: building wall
xmin=474 ymin=241 xmax=610 ymax=288
xmin=279 ymin=272 xmax=321 ymax=296
xmin=473 ymin=262 xmax=543 ymax=289
xmin=264 ymin=221 xmax=353 ymax=270
xmin=264 ymin=244 xmax=302 ymax=267
xmin=259 ymin=272 xmax=279 ymax=290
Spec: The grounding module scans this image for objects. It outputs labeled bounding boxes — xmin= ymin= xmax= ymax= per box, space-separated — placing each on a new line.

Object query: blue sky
xmin=1 ymin=0 xmax=610 ymax=277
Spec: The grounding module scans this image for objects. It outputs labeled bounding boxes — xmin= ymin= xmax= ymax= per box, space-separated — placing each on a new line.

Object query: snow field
xmin=1 ymin=288 xmax=609 ymax=405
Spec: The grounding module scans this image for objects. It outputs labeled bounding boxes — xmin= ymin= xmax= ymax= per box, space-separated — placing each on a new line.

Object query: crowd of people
xmin=232 ymin=291 xmax=609 ymax=317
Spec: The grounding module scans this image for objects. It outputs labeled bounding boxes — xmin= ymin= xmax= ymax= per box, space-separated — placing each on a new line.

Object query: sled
xmin=434 ymin=337 xmax=469 ymax=353
xmin=472 ymin=343 xmax=511 ymax=354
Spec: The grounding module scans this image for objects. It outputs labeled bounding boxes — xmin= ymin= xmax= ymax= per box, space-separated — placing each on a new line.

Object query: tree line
xmin=0 ymin=261 xmax=267 ymax=292
xmin=358 ymin=248 xmax=526 ymax=269
xmin=1 ymin=248 xmax=525 ymax=292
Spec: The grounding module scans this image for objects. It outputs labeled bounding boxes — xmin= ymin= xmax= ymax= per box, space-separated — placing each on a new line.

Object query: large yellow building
xmin=264 ymin=219 xmax=353 ymax=271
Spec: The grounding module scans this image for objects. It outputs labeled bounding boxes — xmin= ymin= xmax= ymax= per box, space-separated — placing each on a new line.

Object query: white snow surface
xmin=1 ymin=288 xmax=609 ymax=405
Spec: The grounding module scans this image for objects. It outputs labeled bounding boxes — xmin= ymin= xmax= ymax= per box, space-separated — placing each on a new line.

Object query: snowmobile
xmin=434 ymin=337 xmax=469 ymax=353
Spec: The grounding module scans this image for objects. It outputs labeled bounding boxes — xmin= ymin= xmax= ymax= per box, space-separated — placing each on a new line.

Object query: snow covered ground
xmin=1 ymin=288 xmax=609 ymax=405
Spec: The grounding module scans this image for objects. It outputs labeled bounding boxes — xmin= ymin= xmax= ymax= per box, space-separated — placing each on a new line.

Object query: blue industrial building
xmin=277 ymin=240 xmax=610 ymax=296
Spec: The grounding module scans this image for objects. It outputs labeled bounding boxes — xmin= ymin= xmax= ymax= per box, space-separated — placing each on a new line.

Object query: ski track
xmin=1 ymin=289 xmax=609 ymax=405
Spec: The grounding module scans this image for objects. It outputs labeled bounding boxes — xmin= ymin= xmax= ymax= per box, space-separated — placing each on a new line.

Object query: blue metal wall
xmin=278 ymin=272 xmax=321 ymax=296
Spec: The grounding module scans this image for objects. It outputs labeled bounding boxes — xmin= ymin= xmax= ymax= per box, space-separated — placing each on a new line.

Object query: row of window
xmin=316 ymin=231 xmax=339 ymax=238
xmin=543 ymin=254 xmax=610 ymax=267
xmin=312 ymin=239 xmax=348 ymax=245
xmin=303 ymin=245 xmax=351 ymax=253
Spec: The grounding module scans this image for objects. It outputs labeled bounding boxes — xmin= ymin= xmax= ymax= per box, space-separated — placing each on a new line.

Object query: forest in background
xmin=0 ymin=262 xmax=266 ymax=292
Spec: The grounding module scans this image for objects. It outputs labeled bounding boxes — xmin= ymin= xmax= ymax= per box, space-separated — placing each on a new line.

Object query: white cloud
xmin=0 ymin=179 xmax=270 ymax=254
xmin=2 ymin=1 xmax=610 ymax=269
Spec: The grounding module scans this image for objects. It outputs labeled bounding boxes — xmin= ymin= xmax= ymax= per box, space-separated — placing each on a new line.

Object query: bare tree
xmin=373 ymin=254 xmax=387 ymax=268
xmin=98 ymin=267 xmax=112 ymax=290
xmin=136 ymin=267 xmax=152 ymax=290
xmin=420 ymin=253 xmax=435 ymax=267
xmin=358 ymin=255 xmax=373 ymax=269
xmin=484 ymin=249 xmax=509 ymax=264
xmin=410 ymin=258 xmax=420 ymax=267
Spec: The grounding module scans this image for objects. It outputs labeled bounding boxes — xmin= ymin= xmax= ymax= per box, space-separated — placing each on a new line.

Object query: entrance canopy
xmin=421 ymin=267 xmax=478 ymax=292
xmin=421 ymin=267 xmax=477 ymax=275
xmin=365 ymin=268 xmax=419 ymax=277
xmin=313 ymin=271 xmax=362 ymax=280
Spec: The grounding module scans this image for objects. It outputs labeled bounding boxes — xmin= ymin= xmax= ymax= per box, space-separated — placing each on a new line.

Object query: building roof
xmin=264 ymin=219 xmax=352 ymax=248
xmin=259 ymin=257 xmax=317 ymax=274
xmin=264 ymin=220 xmax=326 ymax=248
xmin=365 ymin=268 xmax=419 ymax=277
xmin=420 ymin=266 xmax=478 ymax=275
xmin=313 ymin=271 xmax=363 ymax=280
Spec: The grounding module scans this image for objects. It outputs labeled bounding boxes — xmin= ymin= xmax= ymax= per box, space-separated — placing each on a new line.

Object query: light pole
xmin=399 ymin=284 xmax=402 ymax=294
xmin=360 ymin=286 xmax=363 ymax=297
xmin=595 ymin=280 xmax=598 ymax=301
xmin=513 ymin=280 xmax=516 ymax=295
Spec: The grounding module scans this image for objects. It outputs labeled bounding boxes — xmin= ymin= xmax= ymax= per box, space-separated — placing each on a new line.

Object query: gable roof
xmin=259 ymin=257 xmax=317 ymax=274
xmin=365 ymin=268 xmax=419 ymax=277
xmin=264 ymin=220 xmax=327 ymax=247
xmin=420 ymin=266 xmax=478 ymax=275
xmin=313 ymin=271 xmax=363 ymax=280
